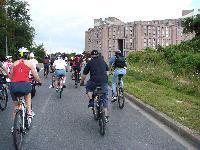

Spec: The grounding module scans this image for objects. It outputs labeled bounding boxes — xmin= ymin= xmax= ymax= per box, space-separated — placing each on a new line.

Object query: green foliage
xmin=127 ymin=51 xmax=144 ymax=63
xmin=0 ymin=0 xmax=35 ymax=58
xmin=30 ymin=44 xmax=46 ymax=63
xmin=182 ymin=14 xmax=200 ymax=37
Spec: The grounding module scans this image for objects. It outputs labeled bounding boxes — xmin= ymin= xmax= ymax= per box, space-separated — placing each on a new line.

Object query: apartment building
xmin=85 ymin=10 xmax=198 ymax=61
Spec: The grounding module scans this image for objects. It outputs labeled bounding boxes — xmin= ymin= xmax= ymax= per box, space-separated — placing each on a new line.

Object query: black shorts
xmin=10 ymin=82 xmax=32 ymax=101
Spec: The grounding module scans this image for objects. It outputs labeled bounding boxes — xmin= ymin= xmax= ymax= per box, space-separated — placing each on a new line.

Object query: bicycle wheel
xmin=59 ymin=88 xmax=63 ymax=98
xmin=0 ymin=87 xmax=8 ymax=111
xmin=118 ymin=87 xmax=125 ymax=109
xmin=13 ymin=110 xmax=23 ymax=150
xmin=99 ymin=107 xmax=106 ymax=135
xmin=51 ymin=76 xmax=55 ymax=88
xmin=92 ymin=104 xmax=99 ymax=120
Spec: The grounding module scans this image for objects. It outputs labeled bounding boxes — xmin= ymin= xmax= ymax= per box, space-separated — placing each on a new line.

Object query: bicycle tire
xmin=0 ymin=87 xmax=8 ymax=111
xmin=13 ymin=110 xmax=23 ymax=150
xmin=99 ymin=107 xmax=106 ymax=135
xmin=92 ymin=105 xmax=99 ymax=120
xmin=59 ymin=88 xmax=62 ymax=99
xmin=118 ymin=87 xmax=125 ymax=109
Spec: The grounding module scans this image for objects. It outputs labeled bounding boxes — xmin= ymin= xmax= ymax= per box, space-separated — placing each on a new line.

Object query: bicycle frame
xmin=16 ymin=96 xmax=27 ymax=131
xmin=92 ymin=87 xmax=106 ymax=135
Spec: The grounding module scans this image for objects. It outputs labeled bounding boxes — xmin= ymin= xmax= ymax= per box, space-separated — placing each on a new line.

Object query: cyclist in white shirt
xmin=29 ymin=53 xmax=39 ymax=73
xmin=53 ymin=55 xmax=67 ymax=90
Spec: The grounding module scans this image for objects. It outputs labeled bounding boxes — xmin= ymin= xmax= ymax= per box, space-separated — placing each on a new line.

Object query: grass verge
xmin=109 ymin=64 xmax=200 ymax=135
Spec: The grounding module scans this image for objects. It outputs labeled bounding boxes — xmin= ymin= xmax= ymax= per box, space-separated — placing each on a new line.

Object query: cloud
xmin=27 ymin=0 xmax=197 ymax=54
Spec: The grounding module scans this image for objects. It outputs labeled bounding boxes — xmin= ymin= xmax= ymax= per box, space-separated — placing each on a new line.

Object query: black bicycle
xmin=116 ymin=74 xmax=125 ymax=109
xmin=44 ymin=65 xmax=49 ymax=78
xmin=92 ymin=86 xmax=106 ymax=135
xmin=0 ymin=75 xmax=8 ymax=111
xmin=74 ymin=69 xmax=80 ymax=88
xmin=56 ymin=76 xmax=64 ymax=99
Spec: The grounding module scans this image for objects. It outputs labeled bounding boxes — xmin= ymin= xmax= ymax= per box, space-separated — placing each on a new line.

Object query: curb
xmin=124 ymin=92 xmax=200 ymax=148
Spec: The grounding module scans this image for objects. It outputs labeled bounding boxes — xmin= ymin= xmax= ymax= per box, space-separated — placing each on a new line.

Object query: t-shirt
xmin=29 ymin=59 xmax=38 ymax=72
xmin=53 ymin=59 xmax=67 ymax=70
xmin=83 ymin=56 xmax=108 ymax=84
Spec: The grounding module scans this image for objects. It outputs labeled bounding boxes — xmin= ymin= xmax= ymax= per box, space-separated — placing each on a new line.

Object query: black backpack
xmin=114 ymin=55 xmax=126 ymax=68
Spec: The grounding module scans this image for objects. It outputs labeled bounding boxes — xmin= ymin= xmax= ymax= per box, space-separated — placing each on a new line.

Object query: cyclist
xmin=52 ymin=55 xmax=67 ymax=90
xmin=80 ymin=50 xmax=109 ymax=122
xmin=9 ymin=47 xmax=41 ymax=130
xmin=72 ymin=54 xmax=82 ymax=80
xmin=3 ymin=56 xmax=13 ymax=73
xmin=29 ymin=52 xmax=39 ymax=73
xmin=69 ymin=56 xmax=74 ymax=72
xmin=109 ymin=50 xmax=127 ymax=102
xmin=0 ymin=58 xmax=11 ymax=98
xmin=43 ymin=56 xmax=50 ymax=76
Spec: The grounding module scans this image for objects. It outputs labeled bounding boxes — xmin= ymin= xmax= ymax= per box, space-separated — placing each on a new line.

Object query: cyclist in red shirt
xmin=72 ymin=54 xmax=82 ymax=80
xmin=10 ymin=47 xmax=41 ymax=125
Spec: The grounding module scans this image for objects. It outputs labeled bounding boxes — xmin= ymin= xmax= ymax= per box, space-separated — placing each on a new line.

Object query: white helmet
xmin=30 ymin=52 xmax=35 ymax=58
xmin=18 ymin=47 xmax=29 ymax=53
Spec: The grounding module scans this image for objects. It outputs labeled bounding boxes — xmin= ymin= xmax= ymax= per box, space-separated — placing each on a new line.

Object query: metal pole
xmin=5 ymin=36 xmax=8 ymax=56
xmin=5 ymin=0 xmax=8 ymax=56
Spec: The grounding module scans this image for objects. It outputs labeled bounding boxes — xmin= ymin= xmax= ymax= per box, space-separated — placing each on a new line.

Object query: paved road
xmin=0 ymin=71 xmax=197 ymax=150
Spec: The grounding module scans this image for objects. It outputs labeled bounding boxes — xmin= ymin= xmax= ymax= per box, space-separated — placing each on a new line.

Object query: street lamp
xmin=5 ymin=0 xmax=8 ymax=56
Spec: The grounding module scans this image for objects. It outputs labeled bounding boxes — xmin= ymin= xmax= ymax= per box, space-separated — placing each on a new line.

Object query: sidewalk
xmin=124 ymin=92 xmax=200 ymax=148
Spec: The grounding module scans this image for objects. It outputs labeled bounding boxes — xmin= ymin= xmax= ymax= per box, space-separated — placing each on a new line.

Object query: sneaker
xmin=10 ymin=126 xmax=14 ymax=133
xmin=27 ymin=113 xmax=33 ymax=127
xmin=88 ymin=99 xmax=94 ymax=108
xmin=111 ymin=96 xmax=117 ymax=103
xmin=63 ymin=85 xmax=66 ymax=88
xmin=56 ymin=88 xmax=59 ymax=92
xmin=105 ymin=116 xmax=109 ymax=123
xmin=31 ymin=111 xmax=35 ymax=117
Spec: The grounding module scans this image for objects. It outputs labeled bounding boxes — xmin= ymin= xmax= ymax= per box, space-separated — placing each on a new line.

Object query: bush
xmin=127 ymin=51 xmax=144 ymax=64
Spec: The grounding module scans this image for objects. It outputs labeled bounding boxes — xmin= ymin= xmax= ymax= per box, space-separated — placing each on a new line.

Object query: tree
xmin=182 ymin=14 xmax=200 ymax=37
xmin=30 ymin=44 xmax=46 ymax=63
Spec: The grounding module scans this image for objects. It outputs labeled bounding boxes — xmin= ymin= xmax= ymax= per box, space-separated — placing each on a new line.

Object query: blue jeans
xmin=112 ymin=68 xmax=126 ymax=97
xmin=86 ymin=81 xmax=108 ymax=108
xmin=55 ymin=69 xmax=66 ymax=77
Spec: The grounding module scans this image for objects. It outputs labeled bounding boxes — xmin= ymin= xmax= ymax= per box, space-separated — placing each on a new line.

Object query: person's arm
xmin=105 ymin=63 xmax=109 ymax=76
xmin=0 ymin=62 xmax=11 ymax=78
xmin=80 ymin=62 xmax=90 ymax=84
xmin=108 ymin=56 xmax=115 ymax=74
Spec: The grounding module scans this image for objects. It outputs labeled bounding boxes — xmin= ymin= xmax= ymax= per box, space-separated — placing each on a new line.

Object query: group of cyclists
xmin=0 ymin=47 xmax=127 ymax=134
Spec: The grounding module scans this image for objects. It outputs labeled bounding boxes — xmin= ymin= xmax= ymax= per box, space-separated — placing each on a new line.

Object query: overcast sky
xmin=28 ymin=0 xmax=199 ymax=54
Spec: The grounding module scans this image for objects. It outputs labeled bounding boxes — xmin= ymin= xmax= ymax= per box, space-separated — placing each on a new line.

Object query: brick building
xmin=85 ymin=10 xmax=198 ymax=61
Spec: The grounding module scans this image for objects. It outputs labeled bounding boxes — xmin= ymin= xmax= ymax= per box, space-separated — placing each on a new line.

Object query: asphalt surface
xmin=0 ymin=70 xmax=198 ymax=150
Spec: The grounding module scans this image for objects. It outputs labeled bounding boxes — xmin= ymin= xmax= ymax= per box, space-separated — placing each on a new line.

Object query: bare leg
xmin=87 ymin=92 xmax=93 ymax=100
xmin=25 ymin=93 xmax=32 ymax=114
xmin=13 ymin=101 xmax=19 ymax=120
xmin=104 ymin=108 xmax=108 ymax=116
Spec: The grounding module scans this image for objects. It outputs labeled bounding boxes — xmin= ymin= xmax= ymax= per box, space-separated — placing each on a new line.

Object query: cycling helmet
xmin=30 ymin=52 xmax=35 ymax=58
xmin=115 ymin=49 xmax=121 ymax=54
xmin=17 ymin=47 xmax=29 ymax=59
xmin=91 ymin=50 xmax=99 ymax=56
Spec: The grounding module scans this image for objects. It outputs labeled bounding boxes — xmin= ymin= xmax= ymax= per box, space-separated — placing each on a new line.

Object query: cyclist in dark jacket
xmin=80 ymin=50 xmax=109 ymax=122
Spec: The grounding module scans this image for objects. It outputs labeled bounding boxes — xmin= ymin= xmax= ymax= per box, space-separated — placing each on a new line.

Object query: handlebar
xmin=32 ymin=82 xmax=42 ymax=86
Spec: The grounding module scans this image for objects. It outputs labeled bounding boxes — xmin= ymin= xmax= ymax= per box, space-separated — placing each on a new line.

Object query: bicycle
xmin=116 ymin=74 xmax=125 ymax=109
xmin=56 ymin=76 xmax=64 ymax=99
xmin=12 ymin=83 xmax=41 ymax=150
xmin=0 ymin=75 xmax=8 ymax=111
xmin=44 ymin=65 xmax=49 ymax=78
xmin=74 ymin=69 xmax=80 ymax=88
xmin=92 ymin=86 xmax=106 ymax=136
